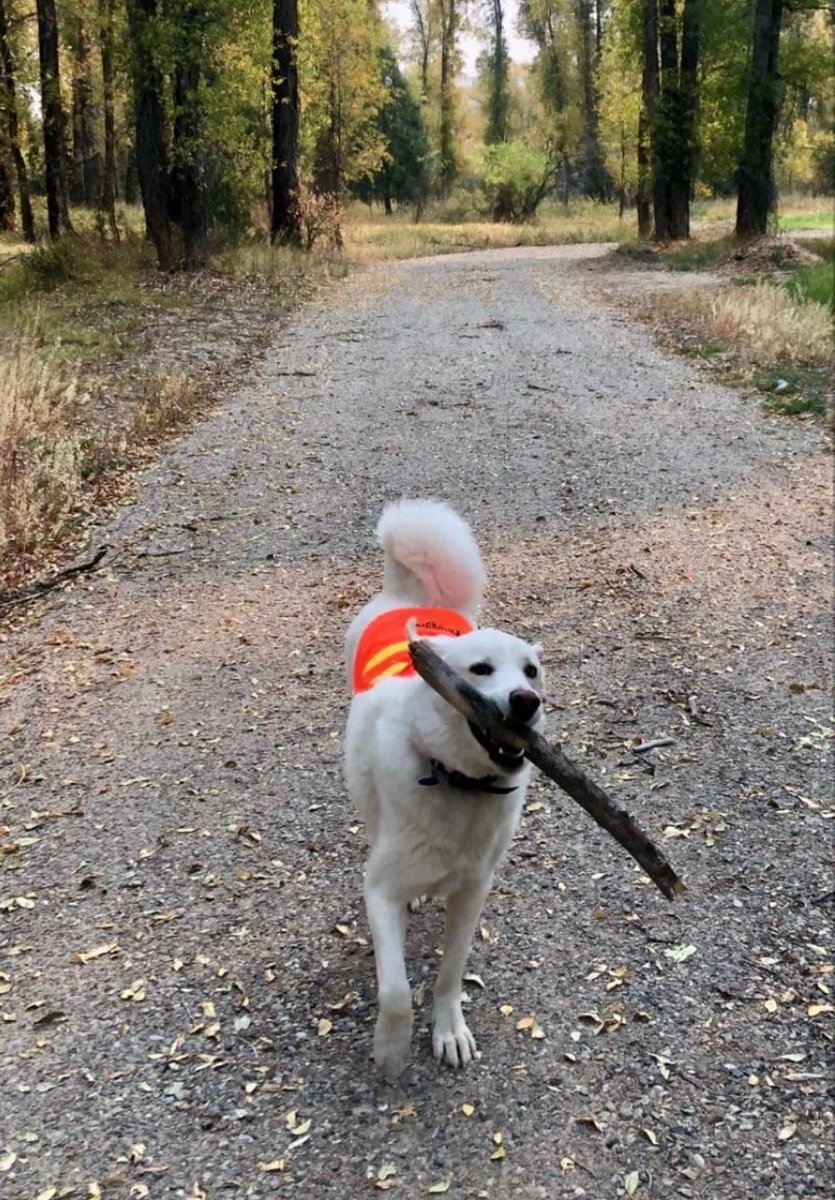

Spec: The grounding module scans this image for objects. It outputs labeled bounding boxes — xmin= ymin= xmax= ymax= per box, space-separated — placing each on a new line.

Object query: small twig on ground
xmin=1 ymin=546 xmax=109 ymax=612
xmin=409 ymin=637 xmax=686 ymax=901
xmin=632 ymin=737 xmax=676 ymax=753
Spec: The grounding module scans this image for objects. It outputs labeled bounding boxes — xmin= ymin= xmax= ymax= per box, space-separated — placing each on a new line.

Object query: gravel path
xmin=1 ymin=245 xmax=832 ymax=1200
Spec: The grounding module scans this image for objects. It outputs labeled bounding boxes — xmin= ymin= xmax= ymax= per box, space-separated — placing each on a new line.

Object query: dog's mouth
xmin=468 ymin=721 xmax=526 ymax=772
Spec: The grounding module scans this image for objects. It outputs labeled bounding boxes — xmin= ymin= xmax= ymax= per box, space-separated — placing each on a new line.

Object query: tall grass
xmin=0 ymin=344 xmax=84 ymax=570
xmin=709 ymin=282 xmax=832 ymax=367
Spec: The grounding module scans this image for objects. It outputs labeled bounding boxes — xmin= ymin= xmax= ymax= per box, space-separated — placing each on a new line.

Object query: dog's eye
xmin=524 ymin=663 xmax=538 ymax=679
xmin=470 ymin=662 xmax=494 ymax=676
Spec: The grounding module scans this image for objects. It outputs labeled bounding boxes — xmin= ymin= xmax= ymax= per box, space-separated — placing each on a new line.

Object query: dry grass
xmin=0 ymin=344 xmax=85 ymax=572
xmin=0 ymin=339 xmax=204 ymax=595
xmin=345 ymin=200 xmax=631 ymax=261
xmin=710 ymin=282 xmax=832 ymax=367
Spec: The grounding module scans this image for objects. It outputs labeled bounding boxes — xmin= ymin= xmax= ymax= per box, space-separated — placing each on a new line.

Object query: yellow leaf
xmin=200 ymin=1001 xmax=217 ymax=1019
xmin=808 ymin=1003 xmax=833 ymax=1017
xmin=642 ymin=1128 xmax=659 ymax=1146
xmin=73 ymin=941 xmax=119 ymax=965
xmin=172 ymin=958 xmax=184 ymax=972
xmin=577 ymin=1115 xmax=604 ymax=1133
xmin=625 ymin=1170 xmax=641 ymax=1196
xmin=129 ymin=1187 xmax=150 ymax=1199
xmin=88 ymin=1184 xmax=102 ymax=1200
xmin=764 ymin=998 xmax=778 ymax=1014
xmin=317 ymin=1017 xmax=333 ymax=1037
xmin=460 ymin=1103 xmax=475 ymax=1117
xmin=204 ymin=1022 xmax=221 ymax=1038
xmin=288 ymin=1117 xmax=311 ymax=1137
xmin=499 ymin=1004 xmax=513 ymax=1017
xmin=490 ymin=1145 xmax=506 ymax=1161
xmin=284 ymin=1109 xmax=297 ymax=1129
xmin=34 ymin=1190 xmax=58 ymax=1200
xmin=129 ymin=1143 xmax=147 ymax=1164
xmin=560 ymin=1157 xmax=575 ymax=1171
xmin=375 ymin=1183 xmax=395 ymax=1192
xmin=0 ymin=1151 xmax=16 ymax=1171
xmin=491 ymin=1131 xmax=503 ymax=1146
xmin=427 ymin=1181 xmax=450 ymax=1195
xmin=377 ymin=1163 xmax=397 ymax=1182
xmin=259 ymin=1159 xmax=286 ymax=1172
xmin=778 ymin=1122 xmax=797 ymax=1141
xmin=515 ymin=1016 xmax=535 ymax=1030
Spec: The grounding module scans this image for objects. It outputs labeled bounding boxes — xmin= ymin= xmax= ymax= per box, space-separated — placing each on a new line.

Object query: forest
xmin=0 ymin=0 xmax=831 ymax=265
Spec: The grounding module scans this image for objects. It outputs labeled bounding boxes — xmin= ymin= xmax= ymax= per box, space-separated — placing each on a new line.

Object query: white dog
xmin=345 ymin=499 xmax=544 ymax=1078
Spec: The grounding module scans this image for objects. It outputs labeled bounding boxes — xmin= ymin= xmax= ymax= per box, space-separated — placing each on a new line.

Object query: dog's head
xmin=431 ymin=628 xmax=545 ymax=775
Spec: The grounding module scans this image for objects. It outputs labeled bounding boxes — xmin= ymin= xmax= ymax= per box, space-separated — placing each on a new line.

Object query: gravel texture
xmin=1 ymin=244 xmax=832 ymax=1200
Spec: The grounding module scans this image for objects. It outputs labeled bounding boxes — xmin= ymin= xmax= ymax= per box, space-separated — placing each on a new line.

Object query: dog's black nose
xmin=509 ymin=689 xmax=540 ymax=721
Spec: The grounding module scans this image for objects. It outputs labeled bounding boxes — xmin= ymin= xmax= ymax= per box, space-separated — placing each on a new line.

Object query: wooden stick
xmin=409 ymin=638 xmax=686 ymax=902
xmin=1 ymin=546 xmax=109 ymax=611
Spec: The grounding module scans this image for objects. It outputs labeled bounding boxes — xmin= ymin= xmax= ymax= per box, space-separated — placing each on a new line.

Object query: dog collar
xmin=418 ymin=758 xmax=518 ymax=796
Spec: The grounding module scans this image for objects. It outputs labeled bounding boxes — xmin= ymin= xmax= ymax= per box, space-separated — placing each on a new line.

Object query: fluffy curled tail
xmin=376 ymin=498 xmax=486 ymax=615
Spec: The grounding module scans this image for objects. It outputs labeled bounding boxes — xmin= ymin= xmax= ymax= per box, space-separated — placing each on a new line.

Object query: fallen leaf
xmin=576 ymin=1115 xmax=604 ymax=1133
xmin=625 ymin=1170 xmax=641 ymax=1196
xmin=317 ymin=1018 xmax=333 ymax=1037
xmin=642 ymin=1128 xmax=659 ymax=1146
xmin=499 ymin=1004 xmax=513 ymax=1017
xmin=259 ymin=1159 xmax=286 ymax=1173
xmin=391 ymin=1103 xmax=416 ymax=1124
xmin=490 ymin=1145 xmax=506 ymax=1161
xmin=463 ymin=973 xmax=485 ymax=989
xmin=515 ymin=1016 xmax=535 ymax=1030
xmin=88 ymin=1184 xmax=102 ymax=1200
xmin=0 ymin=1151 xmax=17 ymax=1171
xmin=129 ymin=1187 xmax=150 ymax=1199
xmin=375 ymin=1162 xmax=397 ymax=1188
xmin=491 ymin=1132 xmax=503 ymax=1146
xmin=121 ymin=979 xmax=146 ymax=1002
xmin=808 ymin=1003 xmax=833 ymax=1017
xmin=778 ymin=1122 xmax=797 ymax=1142
xmin=427 ymin=1181 xmax=450 ymax=1195
xmin=560 ymin=1157 xmax=575 ymax=1171
xmin=460 ymin=1103 xmax=475 ymax=1117
xmin=71 ymin=941 xmax=120 ymax=965
xmin=130 ymin=1144 xmax=147 ymax=1164
xmin=288 ymin=1117 xmax=311 ymax=1137
xmin=764 ymin=998 xmax=779 ymax=1014
xmin=663 ymin=944 xmax=697 ymax=963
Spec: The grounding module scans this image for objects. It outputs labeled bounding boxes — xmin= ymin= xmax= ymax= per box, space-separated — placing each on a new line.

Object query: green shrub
xmin=479 ymin=143 xmax=553 ymax=223
xmin=785 ymin=262 xmax=835 ymax=312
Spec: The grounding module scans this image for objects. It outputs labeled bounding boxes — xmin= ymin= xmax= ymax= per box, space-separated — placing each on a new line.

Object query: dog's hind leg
xmin=364 ymin=873 xmax=413 ymax=1081
xmin=432 ymin=878 xmax=492 ymax=1068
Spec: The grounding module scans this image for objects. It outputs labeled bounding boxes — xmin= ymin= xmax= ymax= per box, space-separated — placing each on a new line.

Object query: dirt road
xmin=1 ymin=245 xmax=832 ymax=1200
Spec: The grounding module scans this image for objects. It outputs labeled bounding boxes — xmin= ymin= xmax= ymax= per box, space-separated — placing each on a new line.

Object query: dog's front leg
xmin=364 ymin=876 xmax=412 ymax=1080
xmin=432 ymin=879 xmax=492 ymax=1068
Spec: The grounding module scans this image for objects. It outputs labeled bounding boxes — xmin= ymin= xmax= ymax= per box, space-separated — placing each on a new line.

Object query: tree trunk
xmin=36 ymin=0 xmax=73 ymax=238
xmin=575 ymin=0 xmax=608 ymax=199
xmin=736 ymin=0 xmax=784 ymax=238
xmin=0 ymin=0 xmax=34 ymax=241
xmin=652 ymin=0 xmax=677 ymax=240
xmin=271 ymin=0 xmax=300 ymax=243
xmin=126 ymin=0 xmax=175 ymax=268
xmin=69 ymin=17 xmax=100 ymax=205
xmin=667 ymin=0 xmax=700 ymax=240
xmin=411 ymin=1 xmax=431 ymax=103
xmin=638 ymin=0 xmax=658 ymax=238
xmin=485 ymin=0 xmax=509 ymax=144
xmin=438 ymin=0 xmax=458 ymax=197
xmin=0 ymin=147 xmax=12 ymax=229
xmin=169 ymin=5 xmax=208 ymax=269
xmin=98 ymin=0 xmax=119 ymax=239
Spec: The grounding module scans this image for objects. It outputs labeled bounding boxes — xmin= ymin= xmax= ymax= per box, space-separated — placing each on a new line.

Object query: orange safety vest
xmin=352 ymin=606 xmax=474 ymax=694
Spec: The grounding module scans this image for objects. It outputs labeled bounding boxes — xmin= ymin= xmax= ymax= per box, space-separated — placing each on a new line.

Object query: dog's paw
xmin=373 ymin=1008 xmax=413 ymax=1081
xmin=432 ymin=999 xmax=477 ymax=1069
